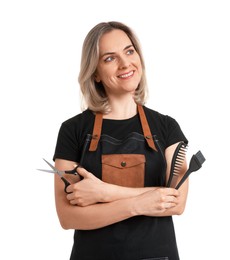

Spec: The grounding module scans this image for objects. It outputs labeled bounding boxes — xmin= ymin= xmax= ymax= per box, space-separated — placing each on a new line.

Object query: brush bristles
xmin=194 ymin=150 xmax=206 ymax=166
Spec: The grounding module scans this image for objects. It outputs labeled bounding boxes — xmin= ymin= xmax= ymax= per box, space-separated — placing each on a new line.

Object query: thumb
xmin=76 ymin=166 xmax=89 ymax=179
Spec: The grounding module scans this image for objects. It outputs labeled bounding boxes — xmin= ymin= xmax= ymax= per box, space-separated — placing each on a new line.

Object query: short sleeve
xmin=165 ymin=116 xmax=188 ymax=147
xmin=53 ymin=122 xmax=80 ymax=162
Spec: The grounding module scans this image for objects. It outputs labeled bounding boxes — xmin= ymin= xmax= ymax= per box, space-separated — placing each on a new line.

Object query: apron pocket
xmin=101 ymin=154 xmax=145 ymax=187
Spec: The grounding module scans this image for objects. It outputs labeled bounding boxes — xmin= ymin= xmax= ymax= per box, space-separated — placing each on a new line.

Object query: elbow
xmin=56 ymin=205 xmax=75 ymax=230
xmin=57 ymin=212 xmax=83 ymax=230
xmin=58 ymin=217 xmax=71 ymax=230
xmin=56 ymin=209 xmax=75 ymax=230
xmin=55 ymin=208 xmax=70 ymax=230
xmin=176 ymin=207 xmax=185 ymax=216
xmin=174 ymin=203 xmax=186 ymax=216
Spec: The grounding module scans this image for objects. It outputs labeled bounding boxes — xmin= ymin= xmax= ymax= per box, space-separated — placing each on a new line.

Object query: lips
xmin=118 ymin=70 xmax=134 ymax=79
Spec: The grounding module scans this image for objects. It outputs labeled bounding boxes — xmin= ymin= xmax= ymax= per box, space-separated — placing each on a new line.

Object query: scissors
xmin=37 ymin=158 xmax=79 ymax=193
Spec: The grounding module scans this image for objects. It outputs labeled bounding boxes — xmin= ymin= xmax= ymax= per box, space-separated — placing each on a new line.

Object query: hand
xmin=133 ymin=187 xmax=180 ymax=216
xmin=66 ymin=167 xmax=106 ymax=206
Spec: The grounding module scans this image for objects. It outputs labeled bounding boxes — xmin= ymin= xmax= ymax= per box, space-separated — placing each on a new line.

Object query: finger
xmin=76 ymin=167 xmax=90 ymax=178
xmin=69 ymin=199 xmax=78 ymax=205
xmin=166 ymin=196 xmax=174 ymax=204
xmin=66 ymin=191 xmax=74 ymax=200
xmin=165 ymin=188 xmax=180 ymax=197
xmin=66 ymin=184 xmax=74 ymax=194
xmin=164 ymin=202 xmax=176 ymax=209
xmin=73 ymin=164 xmax=81 ymax=174
xmin=164 ymin=202 xmax=171 ymax=209
xmin=69 ymin=198 xmax=85 ymax=206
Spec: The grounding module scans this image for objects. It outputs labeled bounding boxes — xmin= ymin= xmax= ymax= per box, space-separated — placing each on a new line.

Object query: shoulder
xmin=143 ymin=105 xmax=176 ymax=127
xmin=58 ymin=109 xmax=95 ymax=141
xmin=143 ymin=105 xmax=188 ymax=147
xmin=62 ymin=109 xmax=94 ymax=127
xmin=60 ymin=109 xmax=94 ymax=134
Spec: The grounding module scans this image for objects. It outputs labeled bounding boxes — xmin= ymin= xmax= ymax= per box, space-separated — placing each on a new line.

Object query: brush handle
xmin=176 ymin=151 xmax=205 ymax=189
xmin=175 ymin=168 xmax=192 ymax=189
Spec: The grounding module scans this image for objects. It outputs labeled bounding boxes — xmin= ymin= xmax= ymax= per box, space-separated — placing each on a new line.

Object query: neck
xmin=104 ymin=97 xmax=138 ymax=120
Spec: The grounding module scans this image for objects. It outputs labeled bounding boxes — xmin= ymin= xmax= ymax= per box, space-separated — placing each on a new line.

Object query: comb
xmin=167 ymin=141 xmax=188 ymax=188
xmin=175 ymin=150 xmax=206 ymax=189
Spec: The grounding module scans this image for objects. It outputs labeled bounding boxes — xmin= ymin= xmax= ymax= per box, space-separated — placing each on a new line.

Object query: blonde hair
xmin=78 ymin=21 xmax=148 ymax=113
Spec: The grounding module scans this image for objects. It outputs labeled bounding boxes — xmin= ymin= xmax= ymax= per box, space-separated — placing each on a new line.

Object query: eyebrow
xmin=100 ymin=44 xmax=133 ymax=58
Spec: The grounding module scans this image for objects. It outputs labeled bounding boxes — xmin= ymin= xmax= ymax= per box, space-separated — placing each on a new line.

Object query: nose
xmin=118 ymin=56 xmax=130 ymax=70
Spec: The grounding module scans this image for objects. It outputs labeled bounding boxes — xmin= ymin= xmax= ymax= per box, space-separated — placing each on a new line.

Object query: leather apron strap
xmin=89 ymin=112 xmax=103 ymax=151
xmin=137 ymin=105 xmax=157 ymax=151
xmin=89 ymin=104 xmax=157 ymax=152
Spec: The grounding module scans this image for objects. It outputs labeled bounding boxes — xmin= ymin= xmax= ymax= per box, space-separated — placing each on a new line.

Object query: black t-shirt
xmin=53 ymin=106 xmax=188 ymax=260
xmin=54 ymin=106 xmax=187 ymax=163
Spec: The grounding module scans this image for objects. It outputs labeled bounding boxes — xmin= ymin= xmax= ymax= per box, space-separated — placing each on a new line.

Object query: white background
xmin=0 ymin=0 xmax=229 ymax=259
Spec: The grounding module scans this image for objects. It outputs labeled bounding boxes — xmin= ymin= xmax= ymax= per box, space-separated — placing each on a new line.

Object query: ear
xmin=94 ymin=73 xmax=101 ymax=83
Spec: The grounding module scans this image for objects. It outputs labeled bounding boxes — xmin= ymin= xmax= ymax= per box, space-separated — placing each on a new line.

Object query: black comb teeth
xmin=167 ymin=142 xmax=188 ymax=188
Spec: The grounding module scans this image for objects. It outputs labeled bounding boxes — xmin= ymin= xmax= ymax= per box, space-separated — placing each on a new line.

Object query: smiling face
xmin=95 ymin=29 xmax=143 ymax=98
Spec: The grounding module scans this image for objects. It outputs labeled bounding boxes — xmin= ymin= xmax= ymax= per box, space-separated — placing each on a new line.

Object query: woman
xmin=53 ymin=21 xmax=189 ymax=260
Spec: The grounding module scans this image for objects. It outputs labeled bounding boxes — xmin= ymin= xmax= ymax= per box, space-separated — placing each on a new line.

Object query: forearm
xmin=54 ymin=159 xmax=188 ymax=231
xmin=66 ymin=166 xmax=159 ymax=206
xmin=57 ymin=197 xmax=137 ymax=230
xmin=101 ymin=183 xmax=158 ymax=202
xmin=133 ymin=180 xmax=189 ymax=217
xmin=56 ymin=183 xmax=188 ymax=230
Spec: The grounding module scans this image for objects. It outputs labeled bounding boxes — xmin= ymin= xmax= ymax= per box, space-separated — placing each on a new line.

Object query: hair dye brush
xmin=175 ymin=150 xmax=206 ymax=189
xmin=167 ymin=141 xmax=188 ymax=188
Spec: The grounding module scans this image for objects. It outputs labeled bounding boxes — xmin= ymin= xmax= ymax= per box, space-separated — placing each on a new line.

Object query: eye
xmin=104 ymin=56 xmax=115 ymax=62
xmin=126 ymin=49 xmax=135 ymax=55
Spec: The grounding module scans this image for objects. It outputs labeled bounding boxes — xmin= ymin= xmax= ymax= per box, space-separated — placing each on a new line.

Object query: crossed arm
xmin=54 ymin=142 xmax=189 ymax=230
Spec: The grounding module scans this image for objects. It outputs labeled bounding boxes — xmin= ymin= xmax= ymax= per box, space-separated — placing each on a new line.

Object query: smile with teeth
xmin=118 ymin=71 xmax=134 ymax=78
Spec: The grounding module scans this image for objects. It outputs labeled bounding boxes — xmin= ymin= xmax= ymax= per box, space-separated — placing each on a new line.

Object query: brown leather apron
xmin=79 ymin=104 xmax=166 ymax=187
